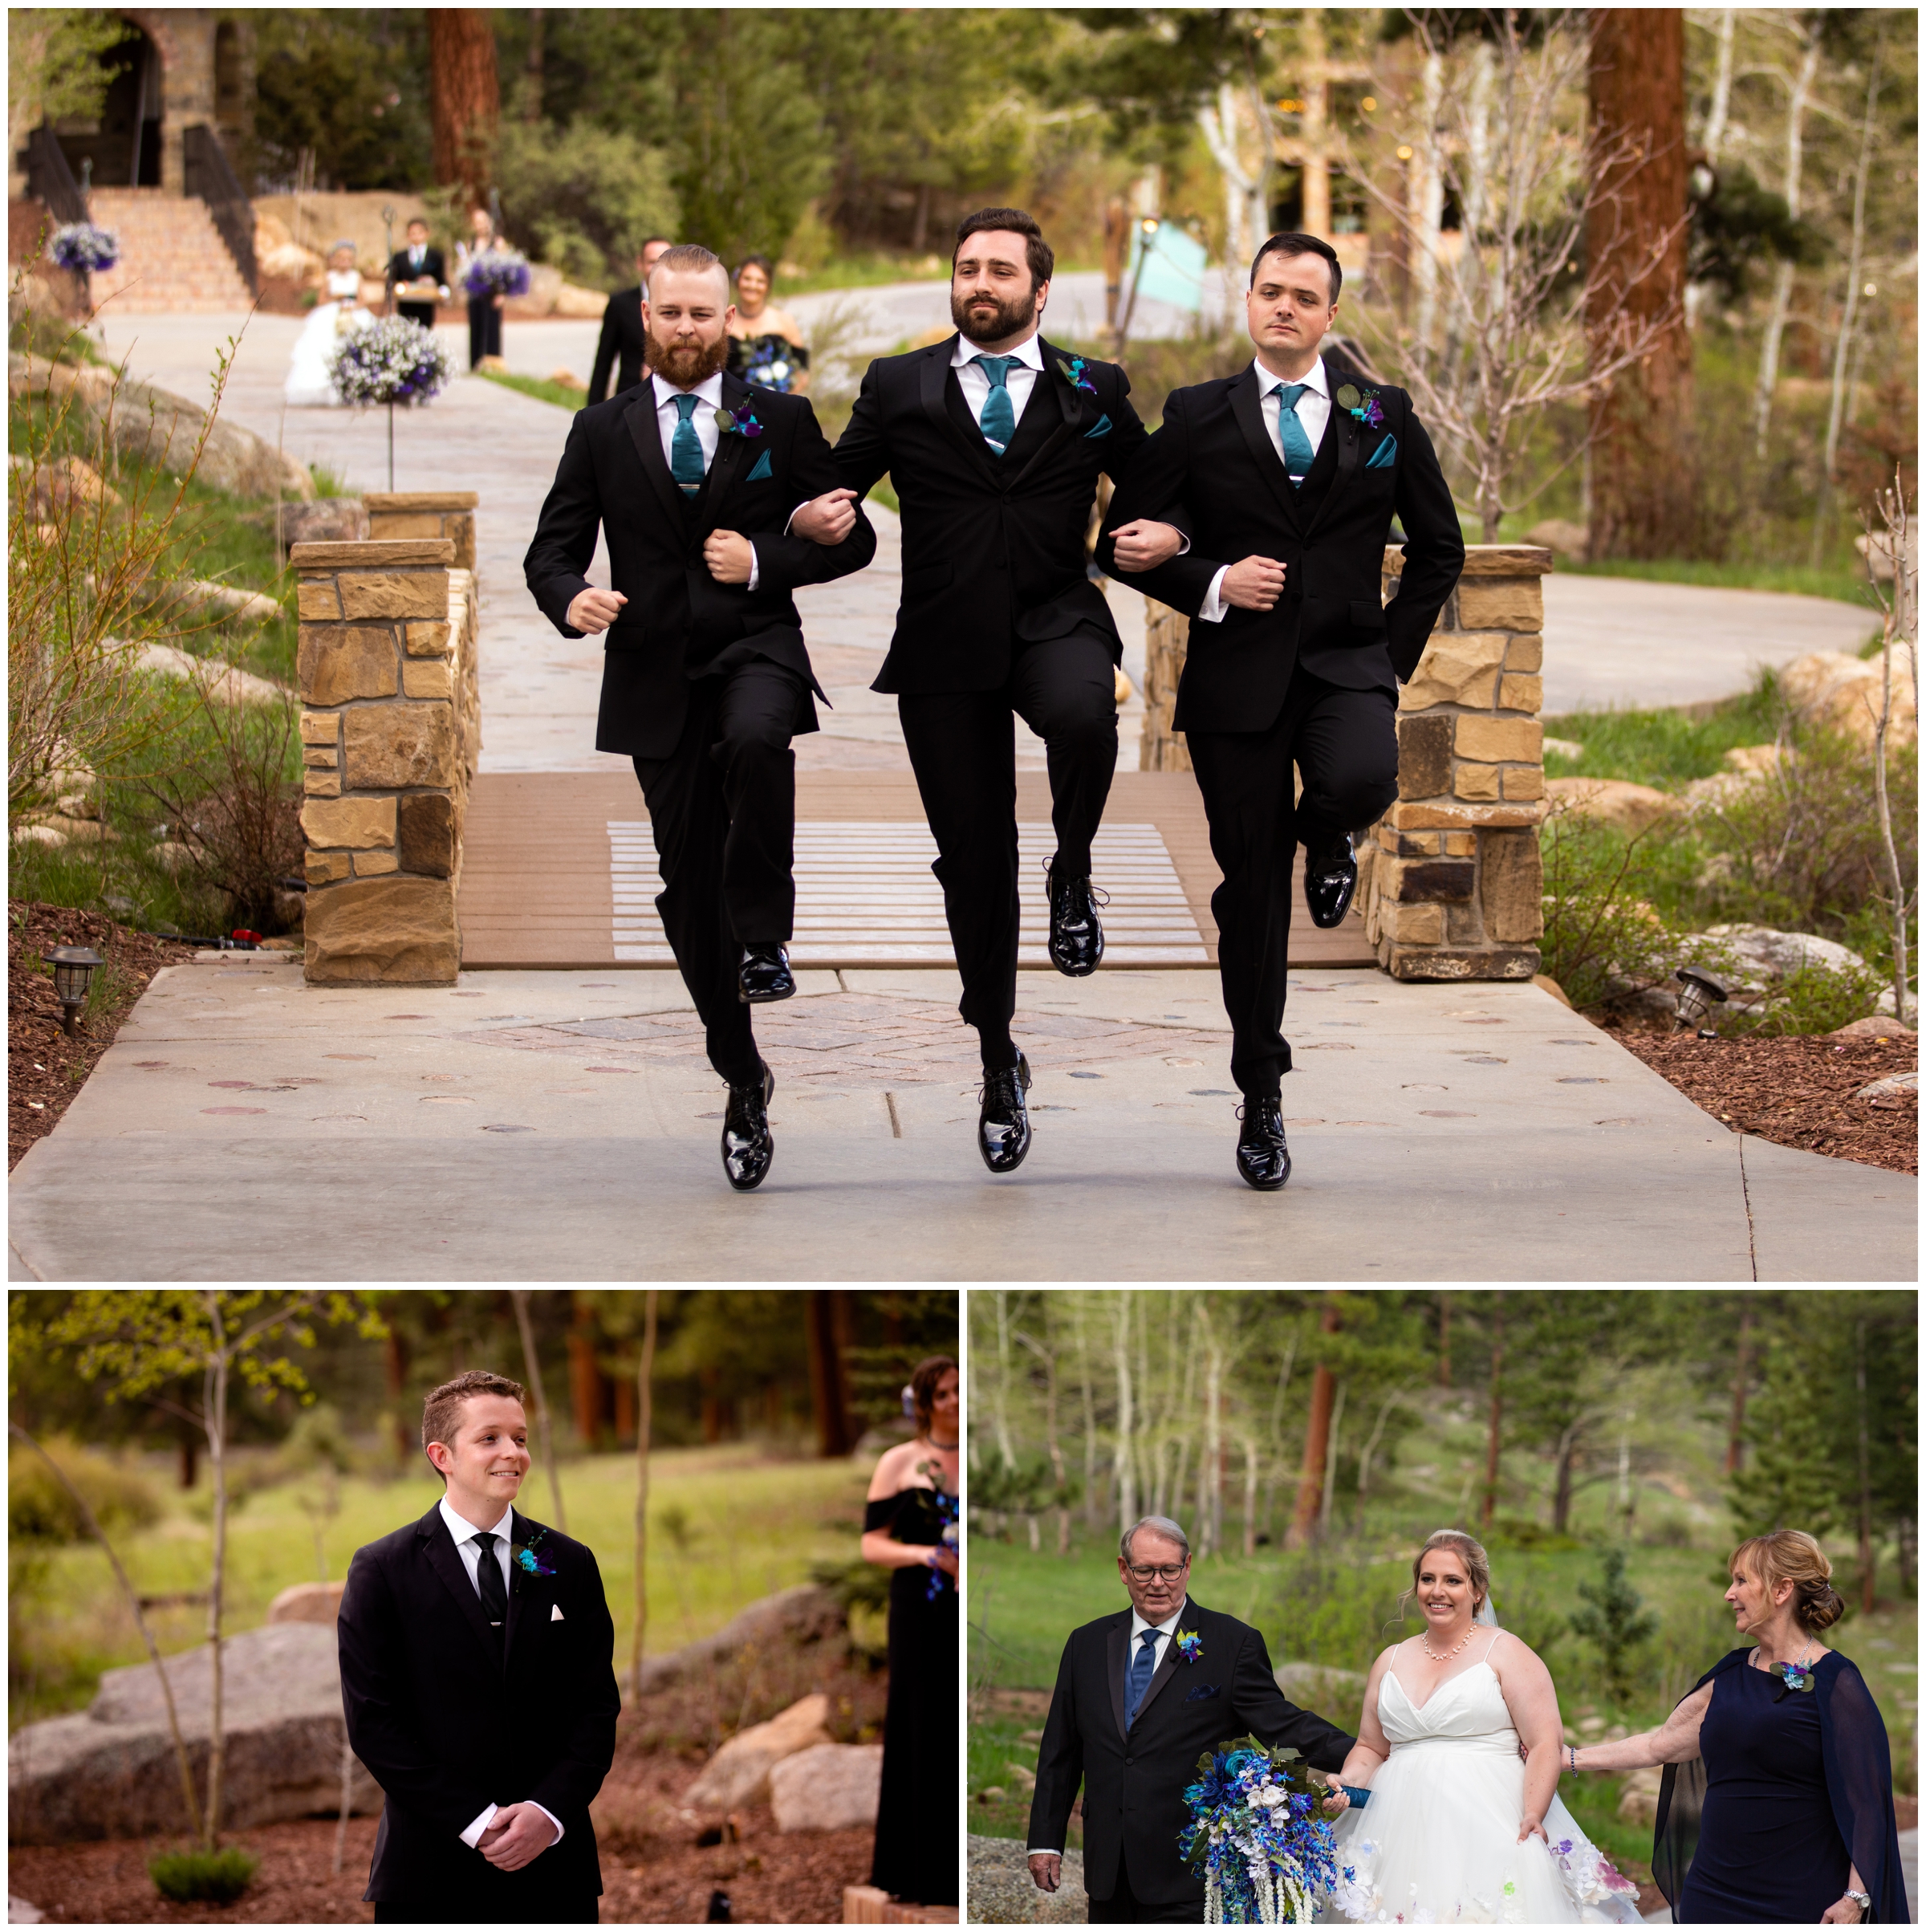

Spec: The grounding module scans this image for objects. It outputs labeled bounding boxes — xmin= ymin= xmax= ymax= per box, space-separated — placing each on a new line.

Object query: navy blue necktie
xmin=1276 ymin=382 xmax=1316 ymax=486
xmin=1125 ymin=1629 xmax=1160 ymax=1727
xmin=670 ymin=392 xmax=705 ymax=495
xmin=973 ymin=355 xmax=1018 ymax=454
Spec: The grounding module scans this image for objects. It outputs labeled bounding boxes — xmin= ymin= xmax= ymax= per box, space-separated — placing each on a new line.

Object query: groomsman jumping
xmin=525 ymin=245 xmax=875 ymax=1191
xmin=794 ymin=208 xmax=1172 ymax=1175
xmin=1102 ymin=232 xmax=1464 ymax=1190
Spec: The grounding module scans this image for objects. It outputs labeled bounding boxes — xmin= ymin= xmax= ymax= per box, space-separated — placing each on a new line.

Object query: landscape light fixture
xmin=1673 ymin=966 xmax=1729 ymax=1037
xmin=44 ymin=946 xmax=103 ymax=1037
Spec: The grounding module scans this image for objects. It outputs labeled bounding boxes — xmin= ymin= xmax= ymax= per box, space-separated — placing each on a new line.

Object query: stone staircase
xmin=85 ymin=189 xmax=252 ymax=313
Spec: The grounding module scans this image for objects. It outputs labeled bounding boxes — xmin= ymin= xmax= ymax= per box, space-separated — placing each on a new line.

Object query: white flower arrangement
xmin=327 ymin=315 xmax=453 ymax=408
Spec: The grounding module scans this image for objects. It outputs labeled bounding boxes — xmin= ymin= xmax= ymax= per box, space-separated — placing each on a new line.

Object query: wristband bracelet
xmin=1568 ymin=1745 xmax=1579 ymax=1771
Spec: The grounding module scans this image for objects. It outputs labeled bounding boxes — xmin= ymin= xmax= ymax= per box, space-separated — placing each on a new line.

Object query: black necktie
xmin=473 ymin=1531 xmax=507 ymax=1639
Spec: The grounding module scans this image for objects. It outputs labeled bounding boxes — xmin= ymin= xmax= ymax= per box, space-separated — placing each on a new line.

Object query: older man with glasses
xmin=1025 ymin=1514 xmax=1355 ymax=1922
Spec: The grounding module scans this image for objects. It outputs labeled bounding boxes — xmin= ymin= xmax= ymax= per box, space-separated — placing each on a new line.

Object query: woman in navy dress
xmin=1568 ymin=1530 xmax=1903 ymax=1923
xmin=861 ymin=1355 xmax=959 ymax=1907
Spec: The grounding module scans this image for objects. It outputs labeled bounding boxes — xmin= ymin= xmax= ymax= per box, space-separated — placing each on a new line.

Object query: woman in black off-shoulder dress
xmin=862 ymin=1355 xmax=959 ymax=1907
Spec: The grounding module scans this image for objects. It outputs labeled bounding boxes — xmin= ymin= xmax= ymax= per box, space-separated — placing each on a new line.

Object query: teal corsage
xmin=1769 ymin=1659 xmax=1817 ymax=1695
xmin=1055 ymin=355 xmax=1099 ymax=397
xmin=511 ymin=1527 xmax=557 ymax=1578
xmin=1175 ymin=1628 xmax=1203 ymax=1664
xmin=1334 ymin=380 xmax=1386 ymax=429
xmin=713 ymin=399 xmax=764 ymax=437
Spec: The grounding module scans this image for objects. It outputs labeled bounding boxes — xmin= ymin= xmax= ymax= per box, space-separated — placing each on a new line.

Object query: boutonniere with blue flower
xmin=1055 ymin=355 xmax=1099 ymax=397
xmin=713 ymin=399 xmax=764 ymax=437
xmin=511 ymin=1526 xmax=557 ymax=1579
xmin=1175 ymin=1628 xmax=1203 ymax=1665
xmin=1334 ymin=381 xmax=1386 ymax=429
xmin=1769 ymin=1659 xmax=1816 ymax=1695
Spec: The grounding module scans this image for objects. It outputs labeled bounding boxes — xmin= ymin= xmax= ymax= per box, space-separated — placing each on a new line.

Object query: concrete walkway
xmin=8 ymin=958 xmax=1912 ymax=1282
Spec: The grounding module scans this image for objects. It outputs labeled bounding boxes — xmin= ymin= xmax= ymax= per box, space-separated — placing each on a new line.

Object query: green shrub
xmin=1569 ymin=1545 xmax=1660 ymax=1707
xmin=494 ymin=117 xmax=678 ymax=288
xmin=148 ymin=1847 xmax=259 ymax=1905
xmin=8 ymin=1436 xmax=161 ymax=1545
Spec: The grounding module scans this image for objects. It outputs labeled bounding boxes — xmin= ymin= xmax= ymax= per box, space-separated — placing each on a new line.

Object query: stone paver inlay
xmin=607 ymin=820 xmax=1208 ymax=966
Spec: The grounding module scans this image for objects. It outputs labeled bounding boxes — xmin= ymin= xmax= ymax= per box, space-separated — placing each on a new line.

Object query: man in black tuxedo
xmin=1103 ymin=231 xmax=1464 ymax=1190
xmin=1026 ymin=1515 xmax=1353 ymax=1922
xmin=794 ymin=207 xmax=1166 ymax=1176
xmin=386 ymin=217 xmax=448 ymax=331
xmin=588 ymin=235 xmax=672 ymax=404
xmin=524 ymin=245 xmax=875 ymax=1190
xmin=338 ymin=1371 xmax=619 ymax=1925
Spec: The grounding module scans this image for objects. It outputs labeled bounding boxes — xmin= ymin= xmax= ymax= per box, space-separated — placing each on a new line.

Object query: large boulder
xmin=685 ymin=1691 xmax=834 ymax=1811
xmin=7 ymin=1621 xmax=378 ymax=1845
xmin=629 ymin=1584 xmax=844 ymax=1699
xmin=1778 ymin=645 xmax=1917 ymax=748
xmin=1545 ymin=776 xmax=1684 ymax=836
xmin=968 ymin=1835 xmax=1088 ymax=1923
xmin=769 ymin=1742 xmax=883 ymax=1833
xmin=266 ymin=1580 xmax=346 ymax=1625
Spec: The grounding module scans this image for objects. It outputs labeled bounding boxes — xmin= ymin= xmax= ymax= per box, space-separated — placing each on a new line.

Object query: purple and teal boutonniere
xmin=1055 ymin=355 xmax=1099 ymax=397
xmin=511 ymin=1527 xmax=557 ymax=1579
xmin=1770 ymin=1660 xmax=1816 ymax=1694
xmin=1335 ymin=381 xmax=1386 ymax=429
xmin=713 ymin=399 xmax=764 ymax=437
xmin=1175 ymin=1628 xmax=1203 ymax=1665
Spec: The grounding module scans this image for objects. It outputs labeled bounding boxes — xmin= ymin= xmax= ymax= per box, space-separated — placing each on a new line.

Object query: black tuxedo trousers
xmin=1189 ymin=665 xmax=1399 ymax=1098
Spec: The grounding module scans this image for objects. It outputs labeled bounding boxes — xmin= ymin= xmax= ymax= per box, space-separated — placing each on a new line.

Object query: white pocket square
xmin=551 ymin=1603 xmax=565 ymax=1621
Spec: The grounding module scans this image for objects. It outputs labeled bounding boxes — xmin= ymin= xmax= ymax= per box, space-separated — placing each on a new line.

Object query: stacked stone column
xmin=293 ymin=538 xmax=472 ymax=984
xmin=363 ymin=494 xmax=482 ymax=772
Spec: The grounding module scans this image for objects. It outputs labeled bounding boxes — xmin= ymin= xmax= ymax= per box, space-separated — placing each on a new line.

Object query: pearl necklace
xmin=1420 ymin=1622 xmax=1476 ymax=1663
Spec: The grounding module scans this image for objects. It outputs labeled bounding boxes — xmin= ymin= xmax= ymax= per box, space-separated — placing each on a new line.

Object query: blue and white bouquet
xmin=50 ymin=222 xmax=119 ymax=273
xmin=462 ymin=250 xmax=531 ymax=299
xmin=1180 ymin=1737 xmax=1353 ymax=1925
xmin=329 ymin=315 xmax=452 ymax=408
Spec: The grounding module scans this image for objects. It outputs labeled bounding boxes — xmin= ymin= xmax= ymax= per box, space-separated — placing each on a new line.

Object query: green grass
xmin=148 ymin=1846 xmax=259 ymax=1904
xmin=9 ymin=1443 xmax=868 ymax=1733
xmin=477 ymin=368 xmax=589 ymax=413
xmin=1557 ymin=553 xmax=1880 ymax=616
xmin=1542 ymin=681 xmax=1786 ymax=790
xmin=776 ymin=252 xmax=949 ymax=295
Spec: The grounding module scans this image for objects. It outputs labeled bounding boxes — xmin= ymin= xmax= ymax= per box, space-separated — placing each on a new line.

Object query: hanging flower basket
xmin=329 ymin=315 xmax=453 ymax=408
xmin=462 ymin=251 xmax=532 ymax=299
xmin=50 ymin=222 xmax=120 ymax=273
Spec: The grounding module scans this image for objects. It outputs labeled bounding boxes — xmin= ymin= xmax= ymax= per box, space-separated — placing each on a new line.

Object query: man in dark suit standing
xmin=1103 ymin=231 xmax=1465 ymax=1190
xmin=1026 ymin=1515 xmax=1353 ymax=1922
xmin=338 ymin=1371 xmax=619 ymax=1925
xmin=387 ymin=217 xmax=448 ymax=331
xmin=793 ymin=208 xmax=1166 ymax=1176
xmin=525 ymin=245 xmax=875 ymax=1190
xmin=588 ymin=235 xmax=672 ymax=404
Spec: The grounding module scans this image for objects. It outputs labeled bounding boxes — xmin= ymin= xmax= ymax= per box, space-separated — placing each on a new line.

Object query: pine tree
xmin=1570 ymin=1544 xmax=1660 ymax=1706
xmin=1726 ymin=1340 xmax=1841 ymax=1539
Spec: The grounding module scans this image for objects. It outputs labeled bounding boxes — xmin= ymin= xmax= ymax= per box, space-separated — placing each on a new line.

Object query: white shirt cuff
xmin=1175 ymin=533 xmax=1191 ymax=555
xmin=1198 ymin=565 xmax=1229 ymax=624
xmin=460 ymin=1800 xmax=565 ymax=1848
xmin=746 ymin=542 xmax=760 ymax=594
xmin=1028 ymin=1849 xmax=1062 ymax=1857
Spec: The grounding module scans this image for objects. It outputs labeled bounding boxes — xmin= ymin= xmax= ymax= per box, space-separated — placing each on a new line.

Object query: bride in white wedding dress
xmin=285 ymin=242 xmax=374 ymax=407
xmin=1322 ymin=1529 xmax=1642 ymax=1925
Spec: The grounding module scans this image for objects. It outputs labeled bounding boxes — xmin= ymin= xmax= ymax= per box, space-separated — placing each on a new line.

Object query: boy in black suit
xmin=589 ymin=235 xmax=672 ymax=404
xmin=386 ymin=218 xmax=447 ymax=331
xmin=524 ymin=245 xmax=876 ymax=1190
xmin=338 ymin=1371 xmax=619 ymax=1925
xmin=1103 ymin=232 xmax=1465 ymax=1190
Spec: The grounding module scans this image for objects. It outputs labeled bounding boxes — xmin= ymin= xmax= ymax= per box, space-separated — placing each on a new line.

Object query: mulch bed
xmin=9 ymin=901 xmax=200 ymax=1172
xmin=1616 ymin=1029 xmax=1918 ymax=1174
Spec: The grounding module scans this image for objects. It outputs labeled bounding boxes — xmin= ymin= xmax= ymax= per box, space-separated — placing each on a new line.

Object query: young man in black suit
xmin=386 ymin=217 xmax=448 ymax=331
xmin=1103 ymin=232 xmax=1465 ymax=1190
xmin=1026 ymin=1515 xmax=1353 ymax=1922
xmin=794 ymin=208 xmax=1168 ymax=1176
xmin=338 ymin=1371 xmax=619 ymax=1925
xmin=588 ymin=235 xmax=672 ymax=404
xmin=525 ymin=245 xmax=876 ymax=1190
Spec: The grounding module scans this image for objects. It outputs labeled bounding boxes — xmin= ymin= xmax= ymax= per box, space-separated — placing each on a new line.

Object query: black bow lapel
xmin=921 ymin=340 xmax=1004 ymax=486
xmin=1229 ymin=368 xmax=1302 ymax=532
xmin=624 ymin=377 xmax=690 ymax=531
xmin=418 ymin=1509 xmax=502 ymax=1670
xmin=1005 ymin=340 xmax=1082 ymax=490
xmin=691 ymin=373 xmax=754 ymax=538
xmin=1107 ymin=1617 xmax=1130 ymax=1747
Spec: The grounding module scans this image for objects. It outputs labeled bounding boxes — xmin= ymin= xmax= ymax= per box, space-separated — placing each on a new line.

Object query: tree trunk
xmin=1856 ymin=1317 xmax=1875 ymax=1614
xmin=428 ymin=10 xmax=499 ymax=209
xmin=1077 ymin=1308 xmax=1099 ymax=1529
xmin=1587 ymin=8 xmax=1692 ymax=559
xmin=1481 ymin=1304 xmax=1505 ymax=1531
xmin=522 ymin=6 xmax=544 ymax=122
xmin=1725 ymin=1293 xmax=1753 ymax=1474
xmin=631 ymin=1289 xmax=657 ymax=1690
xmin=382 ymin=1321 xmax=410 ymax=1464
xmin=204 ymin=1306 xmax=229 ymax=1849
xmin=1290 ymin=1303 xmax=1343 ymax=1546
xmin=804 ymin=1291 xmax=856 ymax=1458
xmin=569 ymin=1293 xmax=606 ymax=1448
xmin=1552 ymin=1421 xmax=1579 ymax=1533
xmin=1242 ymin=1437 xmax=1259 ymax=1558
xmin=1437 ymin=1292 xmax=1452 ymax=1386
xmin=992 ymin=1290 xmax=1015 ymax=1470
xmin=1319 ymin=1383 xmax=1346 ymax=1537
xmin=1112 ymin=1292 xmax=1136 ymax=1528
xmin=510 ymin=1289 xmax=567 ymax=1532
xmin=177 ymin=1428 xmax=197 ymax=1491
xmin=1752 ymin=29 xmax=1821 ymax=458
xmin=1300 ymin=10 xmax=1331 ymax=238
xmin=1200 ymin=1310 xmax=1221 ymax=1560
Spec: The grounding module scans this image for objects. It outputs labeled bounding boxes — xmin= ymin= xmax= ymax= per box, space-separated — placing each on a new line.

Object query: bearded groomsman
xmin=589 ymin=235 xmax=672 ymax=404
xmin=525 ymin=245 xmax=875 ymax=1191
xmin=1101 ymin=232 xmax=1464 ymax=1190
xmin=791 ymin=208 xmax=1172 ymax=1176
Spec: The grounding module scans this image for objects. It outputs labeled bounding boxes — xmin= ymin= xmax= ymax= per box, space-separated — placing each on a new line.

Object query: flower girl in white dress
xmin=1322 ymin=1530 xmax=1643 ymax=1925
xmin=285 ymin=242 xmax=373 ymax=406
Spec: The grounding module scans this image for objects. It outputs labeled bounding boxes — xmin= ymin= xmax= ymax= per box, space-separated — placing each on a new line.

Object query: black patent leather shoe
xmin=737 ymin=942 xmax=795 ymax=1003
xmin=1302 ymin=832 xmax=1358 ymax=929
xmin=1046 ymin=865 xmax=1107 ymax=977
xmin=977 ymin=1052 xmax=1033 ymax=1174
xmin=1235 ymin=1096 xmax=1291 ymax=1190
xmin=721 ymin=1060 xmax=774 ymax=1191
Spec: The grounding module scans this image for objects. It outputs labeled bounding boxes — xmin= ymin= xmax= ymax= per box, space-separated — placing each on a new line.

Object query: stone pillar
xmin=1140 ymin=601 xmax=1193 ymax=773
xmin=1359 ymin=544 xmax=1550 ymax=980
xmin=293 ymin=537 xmax=473 ymax=985
xmin=363 ymin=491 xmax=478 ymax=572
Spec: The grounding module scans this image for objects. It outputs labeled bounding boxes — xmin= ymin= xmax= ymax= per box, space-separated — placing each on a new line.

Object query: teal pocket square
xmin=1366 ymin=435 xmax=1397 ymax=470
xmin=746 ymin=449 xmax=774 ymax=482
xmin=1084 ymin=413 xmax=1112 ymax=439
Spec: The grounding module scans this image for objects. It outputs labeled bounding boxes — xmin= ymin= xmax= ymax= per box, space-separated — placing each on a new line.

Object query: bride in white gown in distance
xmin=1323 ymin=1529 xmax=1642 ymax=1924
xmin=285 ymin=242 xmax=374 ymax=407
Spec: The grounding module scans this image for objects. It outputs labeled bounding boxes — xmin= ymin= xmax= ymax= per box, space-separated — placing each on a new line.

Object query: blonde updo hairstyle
xmin=1729 ymin=1528 xmax=1846 ymax=1633
xmin=1396 ymin=1527 xmax=1493 ymax=1625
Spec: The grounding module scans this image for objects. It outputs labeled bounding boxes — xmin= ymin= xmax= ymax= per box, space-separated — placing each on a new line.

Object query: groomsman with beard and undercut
xmin=525 ymin=244 xmax=875 ymax=1192
xmin=789 ymin=208 xmax=1180 ymax=1177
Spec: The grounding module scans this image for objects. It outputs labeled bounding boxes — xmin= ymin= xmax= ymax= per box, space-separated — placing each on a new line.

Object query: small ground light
xmin=45 ymin=946 xmax=104 ymax=1037
xmin=1674 ymin=966 xmax=1729 ymax=1036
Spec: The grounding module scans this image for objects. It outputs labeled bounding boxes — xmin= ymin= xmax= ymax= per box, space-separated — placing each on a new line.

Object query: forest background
xmin=966 ymin=1287 xmax=1917 ymax=1888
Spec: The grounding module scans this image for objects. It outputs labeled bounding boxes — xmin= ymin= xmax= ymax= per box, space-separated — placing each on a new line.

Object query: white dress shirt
xmin=1027 ymin=1596 xmax=1189 ymax=1857
xmin=437 ymin=1497 xmax=566 ymax=1853
xmin=951 ymin=327 xmax=1044 ymax=435
xmin=1197 ymin=357 xmax=1333 ymax=624
xmin=652 ymin=368 xmax=761 ymax=590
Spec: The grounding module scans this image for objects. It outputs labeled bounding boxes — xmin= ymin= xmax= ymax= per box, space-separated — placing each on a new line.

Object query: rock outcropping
xmin=968 ymin=1835 xmax=1089 ymax=1923
xmin=769 ymin=1741 xmax=883 ymax=1832
xmin=685 ymin=1692 xmax=835 ymax=1811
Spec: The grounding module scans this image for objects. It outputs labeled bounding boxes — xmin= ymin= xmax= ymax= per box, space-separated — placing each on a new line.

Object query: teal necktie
xmin=973 ymin=355 xmax=1018 ymax=455
xmin=1276 ymin=382 xmax=1315 ymax=486
xmin=670 ymin=392 xmax=705 ymax=496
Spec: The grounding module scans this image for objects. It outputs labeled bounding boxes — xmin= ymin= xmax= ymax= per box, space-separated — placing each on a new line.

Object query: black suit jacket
xmin=1101 ymin=356 xmax=1465 ymax=734
xmin=387 ymin=248 xmax=445 ymax=295
xmin=337 ymin=1503 xmax=620 ymax=1904
xmin=1027 ymin=1597 xmax=1355 ymax=1907
xmin=833 ymin=333 xmax=1151 ymax=693
xmin=590 ymin=287 xmax=647 ymax=405
xmin=523 ymin=371 xmax=876 ymax=759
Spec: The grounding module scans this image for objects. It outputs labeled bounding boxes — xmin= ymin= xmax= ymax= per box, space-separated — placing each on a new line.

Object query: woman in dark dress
xmin=861 ymin=1355 xmax=959 ymax=1907
xmin=1569 ymin=1530 xmax=1903 ymax=1923
xmin=725 ymin=254 xmax=811 ymax=393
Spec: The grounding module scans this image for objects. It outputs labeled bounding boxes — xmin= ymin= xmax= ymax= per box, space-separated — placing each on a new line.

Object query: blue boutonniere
xmin=1055 ymin=355 xmax=1099 ymax=397
xmin=1769 ymin=1660 xmax=1816 ymax=1694
xmin=713 ymin=400 xmax=764 ymax=437
xmin=511 ymin=1527 xmax=557 ymax=1578
xmin=1333 ymin=381 xmax=1386 ymax=429
xmin=1175 ymin=1628 xmax=1203 ymax=1665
